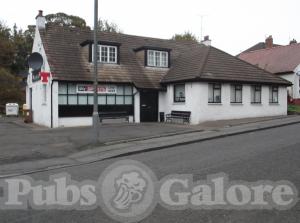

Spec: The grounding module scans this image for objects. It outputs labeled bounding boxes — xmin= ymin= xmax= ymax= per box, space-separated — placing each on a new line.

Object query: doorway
xmin=140 ymin=90 xmax=158 ymax=122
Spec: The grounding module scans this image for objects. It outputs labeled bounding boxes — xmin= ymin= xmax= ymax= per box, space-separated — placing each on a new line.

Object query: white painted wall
xmin=58 ymin=117 xmax=92 ymax=127
xmin=280 ymin=72 xmax=300 ymax=99
xmin=134 ymin=88 xmax=140 ymax=123
xmin=159 ymin=82 xmax=287 ymax=124
xmin=26 ymin=26 xmax=53 ymax=127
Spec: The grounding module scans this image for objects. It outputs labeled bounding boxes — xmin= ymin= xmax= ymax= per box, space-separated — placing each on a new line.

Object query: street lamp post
xmin=92 ymin=0 xmax=100 ymax=144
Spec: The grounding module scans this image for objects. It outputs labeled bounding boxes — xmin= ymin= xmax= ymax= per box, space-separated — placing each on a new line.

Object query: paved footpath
xmin=0 ymin=115 xmax=300 ymax=176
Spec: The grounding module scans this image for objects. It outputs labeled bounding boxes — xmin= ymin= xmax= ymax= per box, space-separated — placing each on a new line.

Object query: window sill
xmin=90 ymin=62 xmax=119 ymax=65
xmin=230 ymin=103 xmax=243 ymax=105
xmin=145 ymin=66 xmax=169 ymax=69
xmin=42 ymin=103 xmax=47 ymax=106
xmin=251 ymin=102 xmax=262 ymax=105
xmin=208 ymin=103 xmax=222 ymax=105
xmin=173 ymin=102 xmax=185 ymax=105
xmin=269 ymin=102 xmax=279 ymax=105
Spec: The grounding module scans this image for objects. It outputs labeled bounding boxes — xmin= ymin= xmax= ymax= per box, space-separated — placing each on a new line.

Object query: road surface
xmin=0 ymin=123 xmax=299 ymax=222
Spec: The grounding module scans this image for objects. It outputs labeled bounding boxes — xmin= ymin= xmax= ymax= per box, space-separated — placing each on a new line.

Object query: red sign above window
xmin=39 ymin=72 xmax=50 ymax=84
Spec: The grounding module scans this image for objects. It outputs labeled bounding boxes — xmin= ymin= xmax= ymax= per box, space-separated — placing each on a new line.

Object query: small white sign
xmin=77 ymin=84 xmax=117 ymax=94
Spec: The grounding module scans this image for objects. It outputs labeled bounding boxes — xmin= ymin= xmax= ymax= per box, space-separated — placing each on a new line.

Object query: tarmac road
xmin=0 ymin=123 xmax=299 ymax=222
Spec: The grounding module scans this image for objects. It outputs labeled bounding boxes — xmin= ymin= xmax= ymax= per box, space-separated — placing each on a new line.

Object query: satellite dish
xmin=28 ymin=52 xmax=43 ymax=70
xmin=296 ymin=71 xmax=300 ymax=77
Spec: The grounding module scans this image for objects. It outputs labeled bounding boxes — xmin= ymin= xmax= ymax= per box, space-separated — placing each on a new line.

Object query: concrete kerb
xmin=0 ymin=117 xmax=300 ymax=178
xmin=73 ymin=117 xmax=300 ymax=162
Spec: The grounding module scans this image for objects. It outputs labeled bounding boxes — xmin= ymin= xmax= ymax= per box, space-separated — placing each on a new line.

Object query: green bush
xmin=288 ymin=105 xmax=300 ymax=113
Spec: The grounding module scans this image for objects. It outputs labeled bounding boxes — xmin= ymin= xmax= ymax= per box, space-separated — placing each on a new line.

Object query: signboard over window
xmin=77 ymin=84 xmax=117 ymax=94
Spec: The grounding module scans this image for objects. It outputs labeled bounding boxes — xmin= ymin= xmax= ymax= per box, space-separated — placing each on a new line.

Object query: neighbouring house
xmin=26 ymin=11 xmax=291 ymax=128
xmin=239 ymin=37 xmax=300 ymax=101
xmin=240 ymin=35 xmax=281 ymax=54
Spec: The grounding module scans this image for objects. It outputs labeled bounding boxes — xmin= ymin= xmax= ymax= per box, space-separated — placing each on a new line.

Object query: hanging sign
xmin=39 ymin=72 xmax=50 ymax=84
xmin=77 ymin=84 xmax=117 ymax=94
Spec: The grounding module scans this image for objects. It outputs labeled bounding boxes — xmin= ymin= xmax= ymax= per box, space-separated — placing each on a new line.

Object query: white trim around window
xmin=147 ymin=50 xmax=168 ymax=68
xmin=92 ymin=44 xmax=118 ymax=63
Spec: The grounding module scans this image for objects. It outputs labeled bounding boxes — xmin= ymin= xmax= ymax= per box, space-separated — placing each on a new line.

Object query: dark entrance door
xmin=140 ymin=90 xmax=158 ymax=122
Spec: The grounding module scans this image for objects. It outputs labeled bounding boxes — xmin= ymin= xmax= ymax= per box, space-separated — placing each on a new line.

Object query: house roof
xmin=39 ymin=24 xmax=291 ymax=89
xmin=241 ymin=42 xmax=281 ymax=54
xmin=238 ymin=43 xmax=300 ymax=74
xmin=162 ymin=46 xmax=291 ymax=85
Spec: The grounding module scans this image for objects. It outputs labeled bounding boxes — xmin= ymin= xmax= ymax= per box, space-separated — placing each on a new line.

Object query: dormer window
xmin=147 ymin=50 xmax=168 ymax=68
xmin=94 ymin=45 xmax=118 ymax=63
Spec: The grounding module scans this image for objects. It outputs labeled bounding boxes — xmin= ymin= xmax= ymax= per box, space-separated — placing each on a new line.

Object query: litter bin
xmin=24 ymin=110 xmax=33 ymax=123
xmin=159 ymin=112 xmax=165 ymax=122
xmin=6 ymin=103 xmax=19 ymax=116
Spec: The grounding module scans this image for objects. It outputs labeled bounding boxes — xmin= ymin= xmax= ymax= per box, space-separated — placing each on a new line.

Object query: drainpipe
xmin=51 ymin=80 xmax=54 ymax=128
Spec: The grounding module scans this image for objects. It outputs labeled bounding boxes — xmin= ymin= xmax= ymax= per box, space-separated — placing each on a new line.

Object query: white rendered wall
xmin=134 ymin=88 xmax=140 ymax=123
xmin=26 ymin=26 xmax=53 ymax=127
xmin=159 ymin=82 xmax=287 ymax=124
xmin=280 ymin=73 xmax=299 ymax=99
xmin=58 ymin=117 xmax=92 ymax=127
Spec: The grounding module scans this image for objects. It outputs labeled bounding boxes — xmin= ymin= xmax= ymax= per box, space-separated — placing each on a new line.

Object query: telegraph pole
xmin=92 ymin=0 xmax=100 ymax=144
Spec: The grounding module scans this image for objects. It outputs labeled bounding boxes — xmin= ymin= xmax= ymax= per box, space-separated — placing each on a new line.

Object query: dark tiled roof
xmin=239 ymin=43 xmax=300 ymax=74
xmin=162 ymin=46 xmax=291 ymax=85
xmin=40 ymin=25 xmax=291 ymax=88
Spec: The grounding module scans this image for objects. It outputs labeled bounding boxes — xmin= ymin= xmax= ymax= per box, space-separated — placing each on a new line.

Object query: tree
xmin=10 ymin=24 xmax=34 ymax=74
xmin=172 ymin=31 xmax=199 ymax=43
xmin=45 ymin=12 xmax=87 ymax=28
xmin=0 ymin=22 xmax=14 ymax=69
xmin=0 ymin=68 xmax=23 ymax=106
xmin=97 ymin=19 xmax=122 ymax=33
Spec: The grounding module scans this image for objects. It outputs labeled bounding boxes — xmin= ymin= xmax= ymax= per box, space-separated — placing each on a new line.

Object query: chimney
xmin=36 ymin=10 xmax=46 ymax=29
xmin=265 ymin=35 xmax=273 ymax=48
xmin=201 ymin=35 xmax=211 ymax=46
xmin=290 ymin=39 xmax=297 ymax=45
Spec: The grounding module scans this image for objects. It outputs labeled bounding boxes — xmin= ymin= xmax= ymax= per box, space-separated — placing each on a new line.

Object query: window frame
xmin=208 ymin=83 xmax=222 ymax=103
xmin=251 ymin=85 xmax=262 ymax=104
xmin=231 ymin=84 xmax=243 ymax=104
xmin=269 ymin=86 xmax=279 ymax=104
xmin=173 ymin=84 xmax=186 ymax=103
xmin=93 ymin=44 xmax=118 ymax=64
xmin=58 ymin=83 xmax=133 ymax=106
xmin=147 ymin=50 xmax=169 ymax=68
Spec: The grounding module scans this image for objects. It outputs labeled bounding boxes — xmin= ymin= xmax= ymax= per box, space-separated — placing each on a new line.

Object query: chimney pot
xmin=290 ymin=39 xmax=297 ymax=45
xmin=201 ymin=35 xmax=211 ymax=46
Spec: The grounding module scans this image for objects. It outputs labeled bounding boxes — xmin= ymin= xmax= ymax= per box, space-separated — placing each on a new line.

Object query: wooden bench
xmin=98 ymin=111 xmax=129 ymax=123
xmin=166 ymin=110 xmax=191 ymax=124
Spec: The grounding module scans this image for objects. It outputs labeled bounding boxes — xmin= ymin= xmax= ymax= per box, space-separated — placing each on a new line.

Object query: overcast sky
xmin=1 ymin=0 xmax=299 ymax=55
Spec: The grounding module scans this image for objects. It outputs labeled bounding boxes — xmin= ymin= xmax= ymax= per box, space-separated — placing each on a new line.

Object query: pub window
xmin=208 ymin=83 xmax=222 ymax=103
xmin=78 ymin=95 xmax=87 ymax=105
xmin=93 ymin=45 xmax=118 ymax=63
xmin=174 ymin=84 xmax=185 ymax=102
xmin=269 ymin=86 xmax=279 ymax=103
xmin=88 ymin=95 xmax=94 ymax=105
xmin=98 ymin=95 xmax=106 ymax=105
xmin=58 ymin=83 xmax=133 ymax=106
xmin=251 ymin=85 xmax=262 ymax=103
xmin=230 ymin=84 xmax=243 ymax=103
xmin=147 ymin=50 xmax=168 ymax=68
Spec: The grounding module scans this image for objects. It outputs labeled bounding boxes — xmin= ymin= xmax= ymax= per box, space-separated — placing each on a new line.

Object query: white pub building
xmin=26 ymin=11 xmax=291 ymax=128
